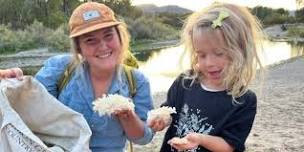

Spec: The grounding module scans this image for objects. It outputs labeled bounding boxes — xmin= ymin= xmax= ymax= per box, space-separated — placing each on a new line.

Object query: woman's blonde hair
xmin=182 ymin=3 xmax=264 ymax=99
xmin=70 ymin=22 xmax=130 ymax=66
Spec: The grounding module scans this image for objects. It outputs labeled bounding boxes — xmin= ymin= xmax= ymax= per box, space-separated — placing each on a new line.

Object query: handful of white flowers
xmin=147 ymin=106 xmax=176 ymax=124
xmin=169 ymin=137 xmax=189 ymax=145
xmin=93 ymin=94 xmax=135 ymax=116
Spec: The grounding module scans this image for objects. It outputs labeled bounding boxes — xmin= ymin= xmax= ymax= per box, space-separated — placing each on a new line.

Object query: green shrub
xmin=46 ymin=24 xmax=70 ymax=52
xmin=126 ymin=16 xmax=179 ymax=41
xmin=24 ymin=20 xmax=50 ymax=47
xmin=0 ymin=24 xmax=18 ymax=53
xmin=0 ymin=21 xmax=71 ymax=54
xmin=1 ymin=15 xmax=181 ymax=54
xmin=0 ymin=21 xmax=51 ymax=53
xmin=288 ymin=27 xmax=304 ymax=38
xmin=21 ymin=66 xmax=41 ymax=76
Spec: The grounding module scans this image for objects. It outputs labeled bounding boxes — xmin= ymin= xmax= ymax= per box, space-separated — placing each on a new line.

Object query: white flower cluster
xmin=147 ymin=106 xmax=176 ymax=124
xmin=92 ymin=94 xmax=135 ymax=116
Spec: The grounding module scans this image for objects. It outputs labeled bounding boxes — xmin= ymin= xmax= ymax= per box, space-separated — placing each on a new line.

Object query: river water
xmin=138 ymin=40 xmax=304 ymax=93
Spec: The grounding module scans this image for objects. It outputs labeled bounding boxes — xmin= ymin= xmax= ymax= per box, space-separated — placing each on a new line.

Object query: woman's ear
xmin=76 ymin=46 xmax=84 ymax=62
xmin=77 ymin=47 xmax=82 ymax=54
xmin=75 ymin=39 xmax=82 ymax=54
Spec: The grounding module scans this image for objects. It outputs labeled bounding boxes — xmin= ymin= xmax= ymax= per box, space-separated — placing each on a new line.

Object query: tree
xmin=0 ymin=0 xmax=27 ymax=29
xmin=94 ymin=0 xmax=136 ymax=17
xmin=295 ymin=7 xmax=304 ymax=22
xmin=296 ymin=0 xmax=304 ymax=10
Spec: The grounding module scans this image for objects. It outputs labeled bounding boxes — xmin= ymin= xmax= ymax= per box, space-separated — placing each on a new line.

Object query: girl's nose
xmin=205 ymin=55 xmax=216 ymax=66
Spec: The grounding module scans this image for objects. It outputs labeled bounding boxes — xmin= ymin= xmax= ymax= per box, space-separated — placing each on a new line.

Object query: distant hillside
xmin=137 ymin=4 xmax=192 ymax=14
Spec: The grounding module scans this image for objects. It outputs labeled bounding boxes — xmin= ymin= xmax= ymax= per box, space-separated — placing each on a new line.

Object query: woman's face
xmin=78 ymin=26 xmax=121 ymax=71
xmin=193 ymin=29 xmax=230 ymax=89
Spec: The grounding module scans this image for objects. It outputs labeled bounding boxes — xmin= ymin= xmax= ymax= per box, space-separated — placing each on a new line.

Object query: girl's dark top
xmin=160 ymin=73 xmax=257 ymax=152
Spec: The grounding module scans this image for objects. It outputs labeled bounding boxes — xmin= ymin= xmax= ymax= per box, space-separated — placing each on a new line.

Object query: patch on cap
xmin=83 ymin=10 xmax=101 ymax=21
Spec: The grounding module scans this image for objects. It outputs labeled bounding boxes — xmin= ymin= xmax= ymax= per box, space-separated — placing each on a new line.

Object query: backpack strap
xmin=124 ymin=51 xmax=139 ymax=69
xmin=57 ymin=62 xmax=77 ymax=93
xmin=127 ymin=141 xmax=134 ymax=152
xmin=57 ymin=63 xmax=137 ymax=98
xmin=122 ymin=65 xmax=136 ymax=152
xmin=123 ymin=65 xmax=137 ymax=98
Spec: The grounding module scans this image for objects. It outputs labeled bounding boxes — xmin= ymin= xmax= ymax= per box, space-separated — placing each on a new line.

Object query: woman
xmin=35 ymin=2 xmax=154 ymax=152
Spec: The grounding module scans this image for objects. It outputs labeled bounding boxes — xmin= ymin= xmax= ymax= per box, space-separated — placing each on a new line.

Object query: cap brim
xmin=69 ymin=21 xmax=121 ymax=38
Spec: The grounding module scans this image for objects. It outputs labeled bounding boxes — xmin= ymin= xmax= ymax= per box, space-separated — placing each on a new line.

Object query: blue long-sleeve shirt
xmin=35 ymin=55 xmax=154 ymax=152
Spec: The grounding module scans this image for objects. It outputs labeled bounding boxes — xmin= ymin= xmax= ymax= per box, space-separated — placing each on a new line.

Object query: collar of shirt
xmin=75 ymin=63 xmax=129 ymax=103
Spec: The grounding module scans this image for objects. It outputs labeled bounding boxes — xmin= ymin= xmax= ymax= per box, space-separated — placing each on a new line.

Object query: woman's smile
xmin=95 ymin=51 xmax=113 ymax=59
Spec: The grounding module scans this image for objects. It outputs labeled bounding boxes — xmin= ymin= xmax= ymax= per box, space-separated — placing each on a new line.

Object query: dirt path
xmin=246 ymin=57 xmax=304 ymax=152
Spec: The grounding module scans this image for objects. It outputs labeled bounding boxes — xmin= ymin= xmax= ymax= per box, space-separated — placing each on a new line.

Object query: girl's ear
xmin=194 ymin=63 xmax=200 ymax=71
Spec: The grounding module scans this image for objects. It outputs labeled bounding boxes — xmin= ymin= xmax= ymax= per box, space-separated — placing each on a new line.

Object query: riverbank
xmin=135 ymin=56 xmax=304 ymax=151
xmin=0 ymin=39 xmax=180 ymax=70
xmin=1 ymin=23 xmax=303 ymax=69
xmin=264 ymin=23 xmax=304 ymax=43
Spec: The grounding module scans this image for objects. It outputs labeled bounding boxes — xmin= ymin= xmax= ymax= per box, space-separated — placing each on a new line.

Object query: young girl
xmin=149 ymin=3 xmax=264 ymax=152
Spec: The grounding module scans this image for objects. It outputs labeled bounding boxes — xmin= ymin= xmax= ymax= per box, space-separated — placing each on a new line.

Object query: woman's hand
xmin=148 ymin=115 xmax=172 ymax=132
xmin=0 ymin=68 xmax=23 ymax=80
xmin=113 ymin=108 xmax=135 ymax=120
xmin=114 ymin=108 xmax=145 ymax=139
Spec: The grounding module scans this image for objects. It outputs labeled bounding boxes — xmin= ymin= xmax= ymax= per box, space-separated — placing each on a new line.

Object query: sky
xmin=132 ymin=0 xmax=297 ymax=11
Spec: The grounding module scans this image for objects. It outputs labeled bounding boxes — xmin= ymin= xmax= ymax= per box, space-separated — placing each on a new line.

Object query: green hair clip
xmin=211 ymin=11 xmax=229 ymax=29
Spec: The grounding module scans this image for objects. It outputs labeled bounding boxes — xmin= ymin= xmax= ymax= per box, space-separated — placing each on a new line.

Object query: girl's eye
xmin=197 ymin=53 xmax=206 ymax=58
xmin=215 ymin=51 xmax=224 ymax=56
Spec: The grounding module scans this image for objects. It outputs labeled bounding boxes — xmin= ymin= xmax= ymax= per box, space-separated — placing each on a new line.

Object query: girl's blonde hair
xmin=70 ymin=22 xmax=130 ymax=66
xmin=182 ymin=3 xmax=264 ymax=99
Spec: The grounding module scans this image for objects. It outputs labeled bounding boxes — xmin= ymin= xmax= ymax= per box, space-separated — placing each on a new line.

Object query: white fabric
xmin=0 ymin=76 xmax=92 ymax=152
xmin=200 ymin=82 xmax=225 ymax=92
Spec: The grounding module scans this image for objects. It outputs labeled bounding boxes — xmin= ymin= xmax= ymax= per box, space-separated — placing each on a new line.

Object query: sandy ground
xmin=134 ymin=56 xmax=304 ymax=152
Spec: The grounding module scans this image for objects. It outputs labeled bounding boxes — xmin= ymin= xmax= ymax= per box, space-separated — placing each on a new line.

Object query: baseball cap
xmin=69 ymin=2 xmax=121 ymax=38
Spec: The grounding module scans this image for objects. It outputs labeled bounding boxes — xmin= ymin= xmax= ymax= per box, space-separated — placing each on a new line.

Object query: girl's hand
xmin=0 ymin=68 xmax=23 ymax=80
xmin=148 ymin=116 xmax=172 ymax=132
xmin=168 ymin=133 xmax=202 ymax=151
xmin=147 ymin=106 xmax=176 ymax=132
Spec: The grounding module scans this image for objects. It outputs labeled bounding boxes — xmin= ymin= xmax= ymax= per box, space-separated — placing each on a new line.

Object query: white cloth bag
xmin=0 ymin=76 xmax=92 ymax=152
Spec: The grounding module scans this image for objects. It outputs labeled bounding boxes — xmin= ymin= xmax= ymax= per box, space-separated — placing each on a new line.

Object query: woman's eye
xmin=104 ymin=33 xmax=113 ymax=40
xmin=85 ymin=38 xmax=98 ymax=44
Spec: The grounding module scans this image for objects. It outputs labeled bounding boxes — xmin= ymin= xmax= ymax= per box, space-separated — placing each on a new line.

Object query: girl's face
xmin=193 ymin=29 xmax=230 ymax=89
xmin=78 ymin=26 xmax=121 ymax=71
